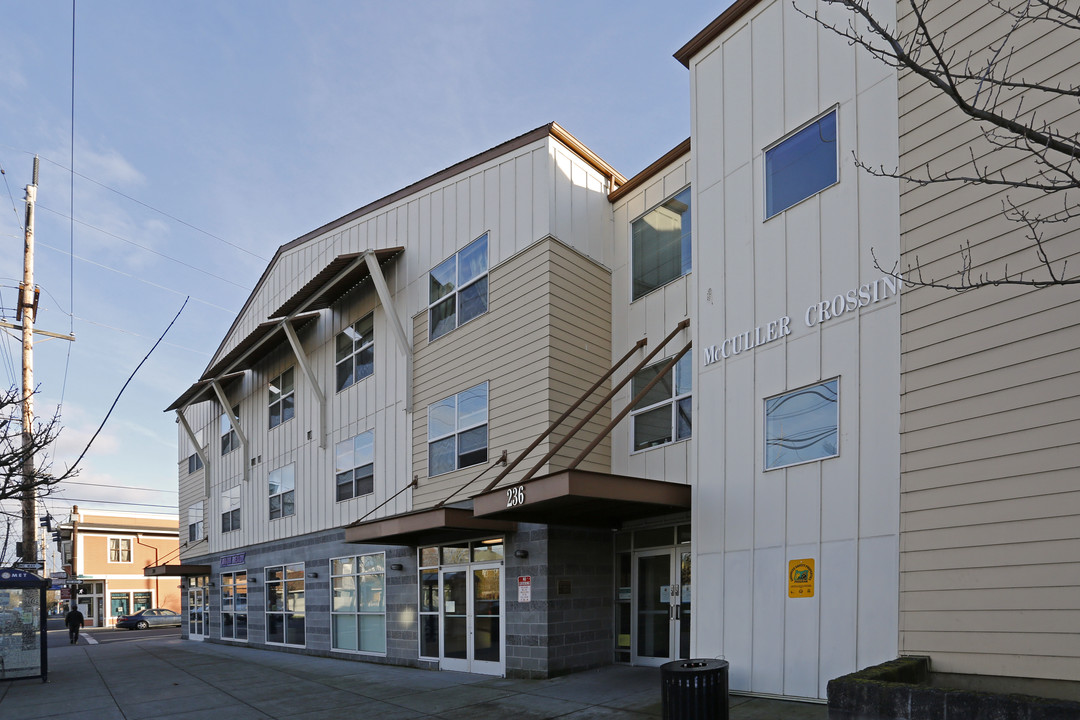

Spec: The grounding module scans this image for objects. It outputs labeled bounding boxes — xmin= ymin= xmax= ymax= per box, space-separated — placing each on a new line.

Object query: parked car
xmin=115 ymin=608 xmax=182 ymax=630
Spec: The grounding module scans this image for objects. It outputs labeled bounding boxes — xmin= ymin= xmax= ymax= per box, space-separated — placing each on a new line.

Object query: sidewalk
xmin=0 ymin=635 xmax=829 ymax=719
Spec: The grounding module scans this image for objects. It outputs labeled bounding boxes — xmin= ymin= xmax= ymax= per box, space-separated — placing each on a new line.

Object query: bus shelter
xmin=0 ymin=568 xmax=49 ymax=682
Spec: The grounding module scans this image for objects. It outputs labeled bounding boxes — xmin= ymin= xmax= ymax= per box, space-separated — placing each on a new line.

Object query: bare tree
xmin=798 ymin=0 xmax=1080 ymax=289
xmin=0 ymin=387 xmax=76 ymax=506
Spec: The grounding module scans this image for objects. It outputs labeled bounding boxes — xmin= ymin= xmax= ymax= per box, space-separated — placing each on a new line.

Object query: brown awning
xmin=201 ymin=310 xmax=321 ymax=380
xmin=144 ymin=564 xmax=211 ymax=577
xmin=344 ymin=507 xmax=517 ymax=546
xmin=471 ymin=470 xmax=691 ymax=527
xmin=270 ymin=247 xmax=403 ymax=319
xmin=165 ymin=371 xmax=245 ymax=413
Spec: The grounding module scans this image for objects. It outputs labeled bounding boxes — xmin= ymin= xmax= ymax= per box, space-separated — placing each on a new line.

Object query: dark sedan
xmin=115 ymin=608 xmax=182 ymax=630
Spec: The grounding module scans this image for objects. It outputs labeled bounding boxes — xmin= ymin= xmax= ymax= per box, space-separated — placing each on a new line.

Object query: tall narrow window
xmin=765 ymin=109 xmax=838 ymax=218
xmin=630 ymin=354 xmax=692 ymax=451
xmin=335 ymin=312 xmax=374 ymax=392
xmin=266 ymin=563 xmax=305 ymax=646
xmin=188 ymin=453 xmax=203 ymax=474
xmin=220 ymin=406 xmax=239 ymax=455
xmin=764 ymin=378 xmax=839 ymax=470
xmin=631 ymin=187 xmax=691 ymax=301
xmin=335 ymin=431 xmax=374 ymax=501
xmin=429 ymin=233 xmax=488 ymax=341
xmin=220 ymin=571 xmax=247 ymax=641
xmin=268 ymin=368 xmax=295 ymax=429
xmin=331 ymin=553 xmax=386 ymax=654
xmin=188 ymin=502 xmax=204 ymax=542
xmin=269 ymin=465 xmax=295 ymax=520
xmin=221 ymin=486 xmax=241 ymax=533
xmin=428 ymin=382 xmax=488 ymax=476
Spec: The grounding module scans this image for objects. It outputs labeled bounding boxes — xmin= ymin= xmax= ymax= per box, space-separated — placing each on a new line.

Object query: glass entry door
xmin=439 ymin=563 xmax=503 ymax=675
xmin=187 ymin=587 xmax=207 ymax=640
xmin=633 ymin=548 xmax=691 ymax=665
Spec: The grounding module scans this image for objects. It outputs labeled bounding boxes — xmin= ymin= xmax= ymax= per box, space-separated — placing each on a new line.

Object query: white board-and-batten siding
xmin=685 ymin=0 xmax=900 ymax=700
xmin=177 ymin=131 xmax=616 ymax=558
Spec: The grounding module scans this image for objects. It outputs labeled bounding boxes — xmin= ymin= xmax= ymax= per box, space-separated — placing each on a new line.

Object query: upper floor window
xmin=765 ymin=108 xmax=838 ymax=219
xmin=108 ymin=537 xmax=132 ymax=563
xmin=336 ymin=312 xmax=374 ymax=392
xmin=221 ymin=485 xmax=241 ymax=533
xmin=221 ymin=406 xmax=239 ymax=455
xmin=764 ymin=378 xmax=839 ymax=470
xmin=188 ymin=502 xmax=204 ymax=542
xmin=428 ymin=382 xmax=488 ymax=476
xmin=268 ymin=368 xmax=295 ymax=429
xmin=269 ymin=464 xmax=296 ymax=520
xmin=429 ymin=233 xmax=488 ymax=341
xmin=335 ymin=430 xmax=374 ymax=502
xmin=631 ymin=354 xmax=692 ymax=451
xmin=187 ymin=453 xmax=203 ymax=474
xmin=632 ymin=187 xmax=691 ymax=301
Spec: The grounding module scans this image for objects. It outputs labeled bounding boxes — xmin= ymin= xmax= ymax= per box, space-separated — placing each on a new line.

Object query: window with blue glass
xmin=428 ymin=382 xmax=488 ymax=476
xmin=764 ymin=378 xmax=839 ymax=470
xmin=429 ymin=234 xmax=488 ymax=341
xmin=631 ymin=187 xmax=691 ymax=301
xmin=765 ymin=109 xmax=838 ymax=219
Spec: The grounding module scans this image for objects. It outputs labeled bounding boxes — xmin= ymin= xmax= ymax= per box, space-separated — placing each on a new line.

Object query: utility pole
xmin=20 ymin=156 xmax=39 ymax=563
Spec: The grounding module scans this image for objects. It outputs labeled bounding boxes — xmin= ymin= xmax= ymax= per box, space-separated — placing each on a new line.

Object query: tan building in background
xmin=56 ymin=506 xmax=180 ymax=627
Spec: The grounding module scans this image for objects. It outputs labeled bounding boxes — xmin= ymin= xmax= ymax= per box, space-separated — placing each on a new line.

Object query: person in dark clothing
xmin=65 ymin=605 xmax=85 ymax=644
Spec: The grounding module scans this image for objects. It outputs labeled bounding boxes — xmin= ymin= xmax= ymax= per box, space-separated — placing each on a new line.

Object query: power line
xmin=42 ymin=496 xmax=178 ymax=511
xmin=61 ymin=480 xmax=177 ymax=494
xmin=0 ymin=144 xmax=269 ymax=263
xmin=34 ymin=241 xmax=240 ymax=313
xmin=37 ymin=204 xmax=252 ymax=290
xmin=0 ymin=158 xmax=22 ymax=230
xmin=70 ymin=314 xmax=210 ymax=357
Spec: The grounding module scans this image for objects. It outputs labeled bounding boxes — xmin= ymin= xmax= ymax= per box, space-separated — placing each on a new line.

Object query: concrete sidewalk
xmin=0 ymin=636 xmax=829 ymax=719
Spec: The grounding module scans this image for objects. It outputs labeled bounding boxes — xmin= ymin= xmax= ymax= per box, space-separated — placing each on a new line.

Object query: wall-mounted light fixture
xmin=208 ymin=581 xmax=216 ymax=587
xmin=307 ymin=572 xmax=318 ymax=578
xmin=514 ymin=549 xmax=528 ymax=559
xmin=390 ymin=563 xmax=404 ymax=571
xmin=249 ymin=577 xmax=258 ymax=583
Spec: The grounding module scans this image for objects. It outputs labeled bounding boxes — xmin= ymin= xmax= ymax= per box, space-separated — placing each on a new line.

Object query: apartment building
xmin=57 ymin=506 xmax=180 ymax=627
xmin=164 ymin=0 xmax=1077 ymax=702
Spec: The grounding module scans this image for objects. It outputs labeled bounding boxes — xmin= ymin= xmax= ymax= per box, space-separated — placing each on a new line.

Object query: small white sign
xmin=518 ymin=575 xmax=531 ymax=603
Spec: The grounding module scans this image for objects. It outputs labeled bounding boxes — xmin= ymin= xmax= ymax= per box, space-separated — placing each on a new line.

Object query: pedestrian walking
xmin=65 ymin=605 xmax=84 ymax=644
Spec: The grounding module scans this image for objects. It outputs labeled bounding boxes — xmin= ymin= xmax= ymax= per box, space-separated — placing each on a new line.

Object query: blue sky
xmin=0 ymin=0 xmax=728 ymax=529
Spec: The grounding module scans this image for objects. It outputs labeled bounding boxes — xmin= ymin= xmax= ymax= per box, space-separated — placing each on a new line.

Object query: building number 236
xmin=506 ymin=485 xmax=525 ymax=508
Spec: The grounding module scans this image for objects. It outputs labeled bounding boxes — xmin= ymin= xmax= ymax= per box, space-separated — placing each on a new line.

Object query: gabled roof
xmin=674 ymin=0 xmax=763 ymax=67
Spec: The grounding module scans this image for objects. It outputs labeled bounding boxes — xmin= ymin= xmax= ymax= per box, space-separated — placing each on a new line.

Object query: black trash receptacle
xmin=661 ymin=658 xmax=729 ymax=720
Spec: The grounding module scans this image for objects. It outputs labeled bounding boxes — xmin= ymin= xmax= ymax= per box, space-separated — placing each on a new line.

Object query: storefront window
xmin=265 ymin=563 xmax=304 ymax=646
xmin=221 ymin=571 xmax=247 ymax=640
xmin=331 ymin=553 xmax=386 ymax=654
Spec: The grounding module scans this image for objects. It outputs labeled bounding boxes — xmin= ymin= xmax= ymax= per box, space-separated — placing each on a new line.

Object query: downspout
xmin=135 ymin=535 xmax=160 ymax=607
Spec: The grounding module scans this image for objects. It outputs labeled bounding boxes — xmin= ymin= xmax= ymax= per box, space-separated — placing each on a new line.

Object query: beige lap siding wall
xmin=411 ymin=236 xmax=613 ymax=508
xmin=897 ymin=0 xmax=1080 ymax=681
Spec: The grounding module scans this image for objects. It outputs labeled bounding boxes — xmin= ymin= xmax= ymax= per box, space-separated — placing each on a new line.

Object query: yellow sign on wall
xmin=788 ymin=558 xmax=815 ymax=598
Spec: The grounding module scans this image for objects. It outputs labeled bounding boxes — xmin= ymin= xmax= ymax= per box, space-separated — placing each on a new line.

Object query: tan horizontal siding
xmin=902 ymin=538 xmax=1080 ymax=573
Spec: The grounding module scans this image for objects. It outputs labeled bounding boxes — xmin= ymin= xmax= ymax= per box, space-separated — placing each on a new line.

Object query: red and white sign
xmin=518 ymin=575 xmax=531 ymax=603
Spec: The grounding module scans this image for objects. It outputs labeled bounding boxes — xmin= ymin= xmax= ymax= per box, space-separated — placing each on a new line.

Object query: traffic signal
xmin=51 ymin=531 xmax=61 ymax=543
xmin=15 ymin=541 xmax=24 ymax=557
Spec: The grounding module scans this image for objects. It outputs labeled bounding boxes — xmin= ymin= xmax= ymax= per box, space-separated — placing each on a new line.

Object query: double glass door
xmin=633 ymin=548 xmax=691 ymax=666
xmin=439 ymin=563 xmax=503 ymax=675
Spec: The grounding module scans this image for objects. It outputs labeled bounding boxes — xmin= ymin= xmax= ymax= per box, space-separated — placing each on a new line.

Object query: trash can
xmin=661 ymin=658 xmax=729 ymax=720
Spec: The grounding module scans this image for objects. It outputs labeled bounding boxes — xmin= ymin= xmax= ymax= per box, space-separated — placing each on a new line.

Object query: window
xmin=220 ymin=406 xmax=239 ymax=455
xmin=266 ymin=563 xmax=305 ymax=646
xmin=331 ymin=553 xmax=386 ymax=654
xmin=220 ymin=571 xmax=247 ymax=640
xmin=108 ymin=538 xmax=132 ymax=563
xmin=428 ymin=382 xmax=488 ymax=476
xmin=429 ymin=233 xmax=488 ymax=341
xmin=765 ymin=109 xmax=838 ymax=218
xmin=764 ymin=378 xmax=839 ymax=470
xmin=269 ymin=465 xmax=295 ymax=520
xmin=187 ymin=453 xmax=203 ymax=474
xmin=221 ymin=486 xmax=241 ymax=533
xmin=336 ymin=312 xmax=374 ymax=392
xmin=631 ymin=354 xmax=692 ymax=451
xmin=188 ymin=502 xmax=204 ymax=542
xmin=631 ymin=187 xmax=691 ymax=301
xmin=335 ymin=431 xmax=374 ymax=502
xmin=268 ymin=368 xmax=295 ymax=429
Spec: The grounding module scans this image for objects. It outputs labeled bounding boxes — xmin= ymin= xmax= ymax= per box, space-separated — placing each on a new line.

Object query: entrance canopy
xmin=344 ymin=506 xmax=517 ymax=546
xmin=143 ymin=564 xmax=211 ymax=577
xmin=471 ymin=470 xmax=691 ymax=527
